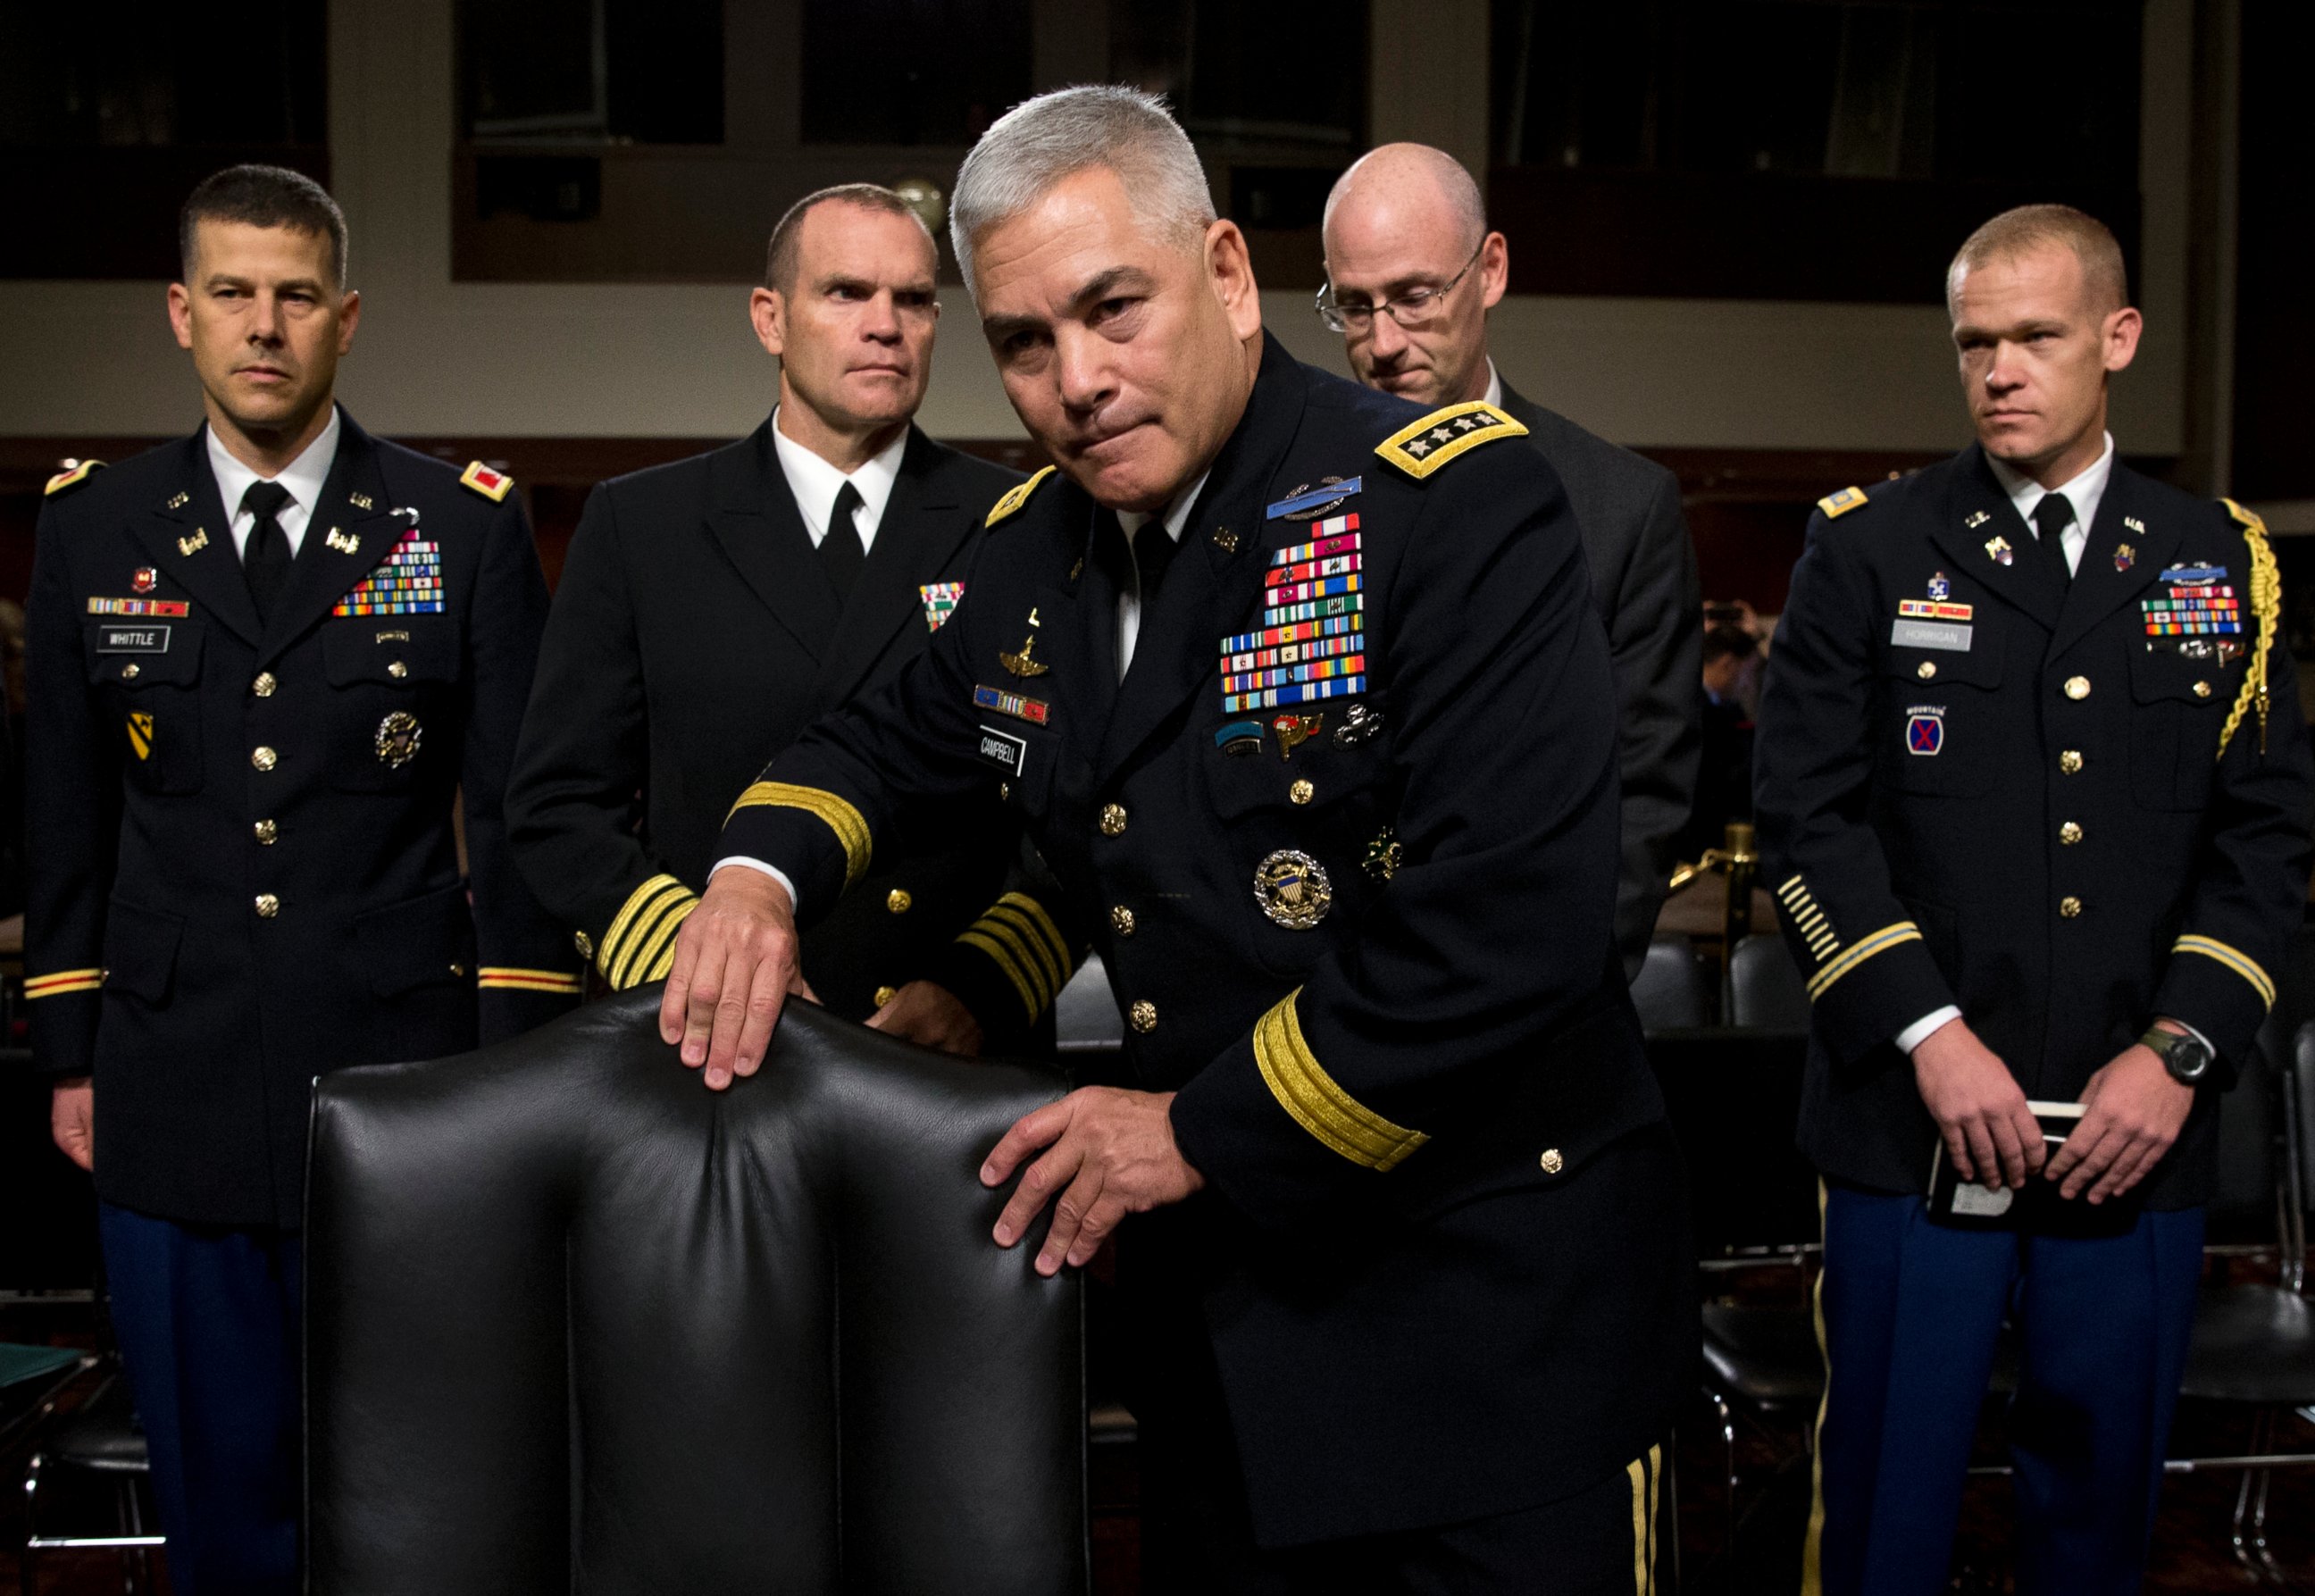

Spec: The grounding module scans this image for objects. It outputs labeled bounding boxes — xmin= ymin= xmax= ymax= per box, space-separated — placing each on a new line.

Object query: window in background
xmin=0 ymin=4 xmax=328 ymax=278
xmin=1488 ymin=0 xmax=2143 ymax=301
xmin=462 ymin=0 xmax=724 ymax=146
xmin=799 ymin=0 xmax=1031 ymax=146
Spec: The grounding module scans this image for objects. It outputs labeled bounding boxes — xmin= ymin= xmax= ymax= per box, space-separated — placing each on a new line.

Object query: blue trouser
xmin=1805 ymin=1183 xmax=2202 ymax=1596
xmin=98 ymin=1201 xmax=303 ymax=1596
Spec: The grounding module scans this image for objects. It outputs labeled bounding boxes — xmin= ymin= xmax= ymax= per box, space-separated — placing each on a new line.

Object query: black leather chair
xmin=1634 ymin=935 xmax=1717 ymax=1032
xmin=1726 ymin=934 xmax=1809 ymax=1033
xmin=305 ymin=990 xmax=1087 ymax=1596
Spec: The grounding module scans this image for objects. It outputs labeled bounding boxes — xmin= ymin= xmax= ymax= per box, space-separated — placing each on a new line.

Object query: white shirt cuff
xmin=1894 ymin=1006 xmax=1962 ymax=1055
xmin=708 ymin=856 xmax=798 ymax=912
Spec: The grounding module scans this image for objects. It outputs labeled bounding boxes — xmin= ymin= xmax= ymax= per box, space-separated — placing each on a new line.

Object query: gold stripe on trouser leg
xmin=1627 ymin=1442 xmax=1660 ymax=1593
xmin=1801 ymin=1176 xmax=1830 ymax=1596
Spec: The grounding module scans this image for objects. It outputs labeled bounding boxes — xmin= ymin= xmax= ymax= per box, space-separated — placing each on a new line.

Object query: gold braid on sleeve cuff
xmin=724 ymin=781 xmax=872 ymax=888
xmin=1801 ymin=919 xmax=1922 ymax=1000
xmin=955 ymin=892 xmax=1074 ymax=1022
xmin=2173 ymin=934 xmax=2277 ymax=1010
xmin=1250 ymin=989 xmax=1428 ymax=1171
xmin=476 ymin=967 xmax=584 ymax=996
xmin=598 ymin=873 xmax=701 ymax=990
xmin=25 ymin=968 xmax=104 ymax=999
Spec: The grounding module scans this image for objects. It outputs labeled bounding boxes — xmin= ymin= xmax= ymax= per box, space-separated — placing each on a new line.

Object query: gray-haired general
xmin=656 ymin=86 xmax=1691 ymax=1592
xmin=1321 ymin=144 xmax=1703 ymax=973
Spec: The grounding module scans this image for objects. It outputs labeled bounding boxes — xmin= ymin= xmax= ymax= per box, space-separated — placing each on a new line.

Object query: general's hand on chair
xmin=982 ymin=1089 xmax=1206 ymax=1275
xmin=659 ymin=868 xmax=812 ymax=1089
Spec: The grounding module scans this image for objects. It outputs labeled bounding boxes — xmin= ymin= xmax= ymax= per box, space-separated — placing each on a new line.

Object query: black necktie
xmin=2030 ymin=493 xmax=2075 ymax=586
xmin=819 ymin=482 xmax=865 ymax=601
xmin=1128 ymin=517 xmax=1179 ymax=605
xmin=241 ymin=480 xmax=294 ymax=623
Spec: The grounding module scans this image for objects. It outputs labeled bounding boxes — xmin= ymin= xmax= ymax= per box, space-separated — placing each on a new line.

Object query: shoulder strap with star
xmin=459 ymin=460 xmax=515 ymax=502
xmin=2218 ymin=497 xmax=2280 ymax=761
xmin=984 ymin=464 xmax=1055 ymax=528
xmin=1373 ymin=402 xmax=1527 ymax=480
xmin=44 ymin=459 xmax=104 ymax=497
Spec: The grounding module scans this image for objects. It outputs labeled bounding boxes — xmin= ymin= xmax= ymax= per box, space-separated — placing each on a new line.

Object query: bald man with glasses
xmin=1322 ymin=144 xmax=1702 ymax=973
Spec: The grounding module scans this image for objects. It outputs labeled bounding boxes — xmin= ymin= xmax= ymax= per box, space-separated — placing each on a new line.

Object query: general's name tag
xmin=1891 ymin=620 xmax=1972 ymax=652
xmin=96 ymin=625 xmax=171 ymax=654
xmin=976 ymin=725 xmax=1028 ymax=779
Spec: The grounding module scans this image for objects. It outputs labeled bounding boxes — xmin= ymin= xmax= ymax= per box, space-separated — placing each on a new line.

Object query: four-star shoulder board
xmin=985 ymin=464 xmax=1055 ymax=529
xmin=1374 ymin=402 xmax=1527 ymax=480
xmin=459 ymin=460 xmax=514 ymax=501
xmin=45 ymin=459 xmax=104 ymax=496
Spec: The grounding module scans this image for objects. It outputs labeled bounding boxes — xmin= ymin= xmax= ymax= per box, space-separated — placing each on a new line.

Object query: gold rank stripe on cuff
xmin=1802 ymin=921 xmax=1923 ymax=1002
xmin=25 ymin=968 xmax=104 ymax=999
xmin=476 ymin=967 xmax=584 ymax=996
xmin=2173 ymin=934 xmax=2277 ymax=1010
xmin=957 ymin=892 xmax=1076 ymax=1022
xmin=599 ymin=873 xmax=701 ymax=990
xmin=725 ymin=782 xmax=873 ymax=888
xmin=1776 ymin=874 xmax=1840 ymax=962
xmin=1251 ymin=989 xmax=1429 ymax=1172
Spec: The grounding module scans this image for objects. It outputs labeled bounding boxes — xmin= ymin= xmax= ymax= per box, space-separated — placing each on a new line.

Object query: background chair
xmin=305 ymin=990 xmax=1086 ymax=1596
xmin=19 ymin=1364 xmax=161 ymax=1595
xmin=1726 ymin=935 xmax=1810 ymax=1034
xmin=1634 ymin=936 xmax=1717 ymax=1033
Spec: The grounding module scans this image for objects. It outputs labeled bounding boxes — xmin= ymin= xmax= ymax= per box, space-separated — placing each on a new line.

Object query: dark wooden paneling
xmin=0 ymin=148 xmax=330 ymax=280
xmin=2231 ymin=1 xmax=2315 ymax=501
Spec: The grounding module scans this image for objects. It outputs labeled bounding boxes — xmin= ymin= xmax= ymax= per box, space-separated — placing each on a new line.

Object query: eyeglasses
xmin=1314 ymin=239 xmax=1486 ymax=334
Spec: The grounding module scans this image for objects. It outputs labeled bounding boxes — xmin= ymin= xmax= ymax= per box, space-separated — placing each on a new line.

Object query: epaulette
xmin=2218 ymin=497 xmax=2280 ymax=760
xmin=984 ymin=464 xmax=1055 ymax=528
xmin=1818 ymin=485 xmax=1869 ymax=520
xmin=1374 ymin=402 xmax=1528 ymax=480
xmin=44 ymin=459 xmax=104 ymax=497
xmin=459 ymin=460 xmax=514 ymax=502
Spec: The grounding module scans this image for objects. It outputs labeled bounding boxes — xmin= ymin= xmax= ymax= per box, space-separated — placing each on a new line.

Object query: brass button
xmin=2060 ymin=749 xmax=2084 ymax=774
xmin=1100 ymin=803 xmax=1128 ymax=837
xmin=388 ymin=660 xmax=409 ymax=681
xmin=253 ymin=819 xmax=278 ymax=845
xmin=2064 ymin=675 xmax=2091 ymax=700
xmin=887 ymin=889 xmax=913 ymax=915
xmin=2060 ymin=822 xmax=2083 ymax=845
xmin=873 ymin=984 xmax=898 ymax=1008
xmin=2059 ymin=896 xmax=2083 ymax=919
xmin=253 ymin=672 xmax=277 ymax=698
xmin=254 ymin=893 xmax=280 ymax=918
xmin=573 ymin=929 xmax=594 ymax=959
xmin=121 ymin=662 xmax=140 ymax=681
xmin=1538 ymin=1149 xmax=1565 ymax=1175
xmin=448 ymin=963 xmax=465 ymax=978
xmin=999 ymin=781 xmax=1011 ymax=800
xmin=1110 ymin=906 xmax=1136 ymax=937
xmin=1290 ymin=778 xmax=1315 ymax=805
xmin=251 ymin=745 xmax=277 ymax=772
xmin=1916 ymin=659 xmax=1936 ymax=681
xmin=1130 ymin=999 xmax=1158 ymax=1032
xmin=2193 ymin=680 xmax=2212 ymax=699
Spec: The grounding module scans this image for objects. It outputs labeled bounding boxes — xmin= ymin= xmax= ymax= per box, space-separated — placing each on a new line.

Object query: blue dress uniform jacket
xmin=26 ymin=412 xmax=581 ymax=1229
xmin=505 ymin=422 xmax=1076 ymax=1043
xmin=1756 ymin=447 xmax=2312 ymax=1207
xmin=716 ymin=337 xmax=1693 ymax=1546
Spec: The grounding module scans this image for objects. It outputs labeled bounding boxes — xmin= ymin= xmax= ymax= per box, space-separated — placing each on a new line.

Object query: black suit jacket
xmin=1756 ymin=447 xmax=2312 ymax=1207
xmin=717 ymin=339 xmax=1692 ymax=1546
xmin=506 ymin=420 xmax=1075 ymax=1042
xmin=26 ymin=412 xmax=577 ymax=1227
xmin=1497 ymin=381 xmax=1701 ymax=970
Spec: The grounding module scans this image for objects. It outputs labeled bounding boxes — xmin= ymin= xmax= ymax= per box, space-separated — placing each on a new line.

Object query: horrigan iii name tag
xmin=976 ymin=725 xmax=1028 ymax=779
xmin=1891 ymin=620 xmax=1973 ymax=652
xmin=96 ymin=625 xmax=171 ymax=653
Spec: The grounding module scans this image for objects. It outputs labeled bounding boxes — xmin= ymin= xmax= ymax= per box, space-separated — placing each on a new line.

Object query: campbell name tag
xmin=976 ymin=725 xmax=1028 ymax=779
xmin=1891 ymin=620 xmax=1973 ymax=652
xmin=96 ymin=625 xmax=171 ymax=654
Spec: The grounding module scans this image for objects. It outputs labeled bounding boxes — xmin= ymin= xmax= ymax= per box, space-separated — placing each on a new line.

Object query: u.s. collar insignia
xmin=164 ymin=491 xmax=189 ymax=511
xmin=1984 ymin=535 xmax=2014 ymax=566
xmin=2114 ymin=542 xmax=2135 ymax=572
xmin=2124 ymin=515 xmax=2146 ymax=534
xmin=349 ymin=491 xmax=375 ymax=511
xmin=1253 ymin=848 xmax=1333 ymax=930
xmin=177 ymin=527 xmax=210 ymax=557
xmin=326 ymin=528 xmax=362 ymax=556
xmin=1266 ymin=476 xmax=1361 ymax=522
xmin=1964 ymin=510 xmax=1991 ymax=530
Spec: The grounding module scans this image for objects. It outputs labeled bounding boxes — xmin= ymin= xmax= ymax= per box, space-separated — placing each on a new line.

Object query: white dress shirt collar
xmin=771 ymin=407 xmax=908 ymax=553
xmin=1985 ymin=432 xmax=2116 ymax=577
xmin=206 ymin=405 xmax=342 ymax=560
xmin=1482 ymin=358 xmax=1503 ymax=408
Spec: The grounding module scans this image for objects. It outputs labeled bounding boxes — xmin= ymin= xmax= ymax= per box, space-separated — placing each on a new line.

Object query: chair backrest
xmin=1055 ymin=953 xmax=1124 ymax=1057
xmin=1728 ymin=934 xmax=1810 ymax=1033
xmin=305 ymin=990 xmax=1086 ymax=1596
xmin=1632 ymin=936 xmax=1715 ymax=1032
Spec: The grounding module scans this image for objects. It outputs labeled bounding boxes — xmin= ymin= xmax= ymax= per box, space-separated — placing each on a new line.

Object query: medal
xmin=1253 ymin=849 xmax=1333 ymax=930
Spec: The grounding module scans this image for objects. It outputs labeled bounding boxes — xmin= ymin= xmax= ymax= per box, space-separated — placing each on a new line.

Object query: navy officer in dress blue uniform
xmin=27 ymin=165 xmax=577 ymax=1595
xmin=1755 ymin=205 xmax=2312 ymax=1595
xmin=655 ymin=88 xmax=1692 ymax=1592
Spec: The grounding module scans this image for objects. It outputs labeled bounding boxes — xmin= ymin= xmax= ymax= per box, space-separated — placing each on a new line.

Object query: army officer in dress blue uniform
xmin=28 ymin=165 xmax=578 ymax=1596
xmin=1755 ymin=205 xmax=2312 ymax=1596
xmin=656 ymin=88 xmax=1692 ymax=1592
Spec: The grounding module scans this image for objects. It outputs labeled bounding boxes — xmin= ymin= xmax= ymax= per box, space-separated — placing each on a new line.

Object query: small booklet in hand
xmin=1926 ymin=1101 xmax=2140 ymax=1235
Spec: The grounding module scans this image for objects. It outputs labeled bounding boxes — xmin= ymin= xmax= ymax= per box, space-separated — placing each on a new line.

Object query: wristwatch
xmin=2141 ymin=1027 xmax=2213 ymax=1085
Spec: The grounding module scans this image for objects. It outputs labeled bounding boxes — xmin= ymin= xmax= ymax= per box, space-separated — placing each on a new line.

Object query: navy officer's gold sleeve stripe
xmin=2173 ymin=934 xmax=2277 ymax=1009
xmin=1803 ymin=922 xmax=1923 ymax=1001
xmin=1251 ymin=989 xmax=1428 ymax=1171
xmin=477 ymin=967 xmax=584 ymax=995
xmin=598 ymin=873 xmax=701 ymax=990
xmin=25 ymin=967 xmax=104 ymax=999
xmin=957 ymin=891 xmax=1076 ymax=1021
xmin=725 ymin=781 xmax=872 ymax=888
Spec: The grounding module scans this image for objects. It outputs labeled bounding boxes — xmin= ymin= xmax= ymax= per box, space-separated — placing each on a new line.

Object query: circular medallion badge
xmin=1253 ymin=848 xmax=1333 ymax=931
xmin=375 ymin=710 xmax=423 ymax=768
